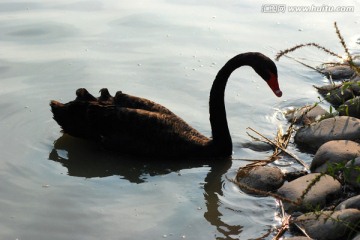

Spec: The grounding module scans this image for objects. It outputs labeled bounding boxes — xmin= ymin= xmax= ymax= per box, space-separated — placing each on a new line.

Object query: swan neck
xmin=209 ymin=54 xmax=249 ymax=156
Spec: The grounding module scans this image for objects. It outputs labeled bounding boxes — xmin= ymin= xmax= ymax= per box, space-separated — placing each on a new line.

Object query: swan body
xmin=50 ymin=52 xmax=282 ymax=158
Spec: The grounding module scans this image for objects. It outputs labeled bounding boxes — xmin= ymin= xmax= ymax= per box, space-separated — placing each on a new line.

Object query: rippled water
xmin=0 ymin=0 xmax=359 ymax=239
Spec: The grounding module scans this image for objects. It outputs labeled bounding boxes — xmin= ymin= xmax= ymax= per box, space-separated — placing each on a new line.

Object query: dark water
xmin=0 ymin=0 xmax=359 ymax=239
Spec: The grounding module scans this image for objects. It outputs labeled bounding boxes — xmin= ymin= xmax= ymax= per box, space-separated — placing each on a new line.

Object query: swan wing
xmin=114 ymin=92 xmax=175 ymax=115
xmin=87 ymin=104 xmax=209 ymax=156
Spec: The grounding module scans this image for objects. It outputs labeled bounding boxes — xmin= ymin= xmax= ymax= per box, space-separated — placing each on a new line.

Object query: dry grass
xmin=276 ymin=22 xmax=360 ymax=79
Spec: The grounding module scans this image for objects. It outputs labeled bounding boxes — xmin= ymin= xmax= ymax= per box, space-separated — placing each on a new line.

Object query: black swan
xmin=50 ymin=52 xmax=282 ymax=158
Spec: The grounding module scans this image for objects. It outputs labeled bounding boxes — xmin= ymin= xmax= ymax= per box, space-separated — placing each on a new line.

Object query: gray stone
xmin=324 ymin=86 xmax=354 ymax=107
xmin=315 ymin=83 xmax=341 ymax=95
xmin=285 ymin=237 xmax=312 ymax=240
xmin=286 ymin=105 xmax=329 ymax=125
xmin=236 ymin=166 xmax=284 ymax=193
xmin=345 ymin=157 xmax=360 ymax=188
xmin=294 ymin=209 xmax=360 ymax=240
xmin=316 ymin=80 xmax=360 ymax=107
xmin=335 ymin=194 xmax=360 ymax=210
xmin=277 ymin=173 xmax=341 ymax=212
xmin=284 ymin=237 xmax=313 ymax=240
xmin=310 ymin=140 xmax=360 ymax=173
xmin=339 ymin=96 xmax=360 ymax=118
xmin=353 ymin=232 xmax=360 ymax=240
xmin=349 ymin=80 xmax=360 ymax=95
xmin=323 ymin=65 xmax=355 ymax=80
xmin=295 ymin=116 xmax=360 ymax=150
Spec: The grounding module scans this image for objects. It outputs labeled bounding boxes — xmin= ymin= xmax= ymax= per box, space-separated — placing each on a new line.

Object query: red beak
xmin=267 ymin=72 xmax=282 ymax=97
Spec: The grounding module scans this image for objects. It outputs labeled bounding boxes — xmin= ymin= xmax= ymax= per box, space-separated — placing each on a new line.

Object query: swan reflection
xmin=48 ymin=134 xmax=241 ymax=239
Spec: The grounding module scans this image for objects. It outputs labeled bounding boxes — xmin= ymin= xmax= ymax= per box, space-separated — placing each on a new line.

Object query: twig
xmin=292 ymin=222 xmax=311 ymax=239
xmin=283 ymin=55 xmax=325 ymax=75
xmin=334 ymin=22 xmax=352 ymax=63
xmin=334 ymin=22 xmax=360 ymax=76
xmin=272 ymin=214 xmax=291 ymax=240
xmin=246 ymin=132 xmax=272 ymax=145
xmin=275 ymin=42 xmax=342 ymax=61
xmin=247 ymin=127 xmax=309 ymax=170
xmin=273 ymin=199 xmax=290 ymax=239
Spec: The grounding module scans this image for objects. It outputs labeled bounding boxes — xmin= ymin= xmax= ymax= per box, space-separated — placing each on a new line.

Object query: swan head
xmin=251 ymin=53 xmax=282 ymax=97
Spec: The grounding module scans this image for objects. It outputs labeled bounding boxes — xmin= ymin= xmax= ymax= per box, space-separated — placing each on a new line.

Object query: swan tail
xmin=50 ymin=100 xmax=100 ymax=140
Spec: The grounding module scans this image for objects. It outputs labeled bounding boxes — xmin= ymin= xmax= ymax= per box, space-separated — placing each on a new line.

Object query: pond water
xmin=0 ymin=0 xmax=359 ymax=239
